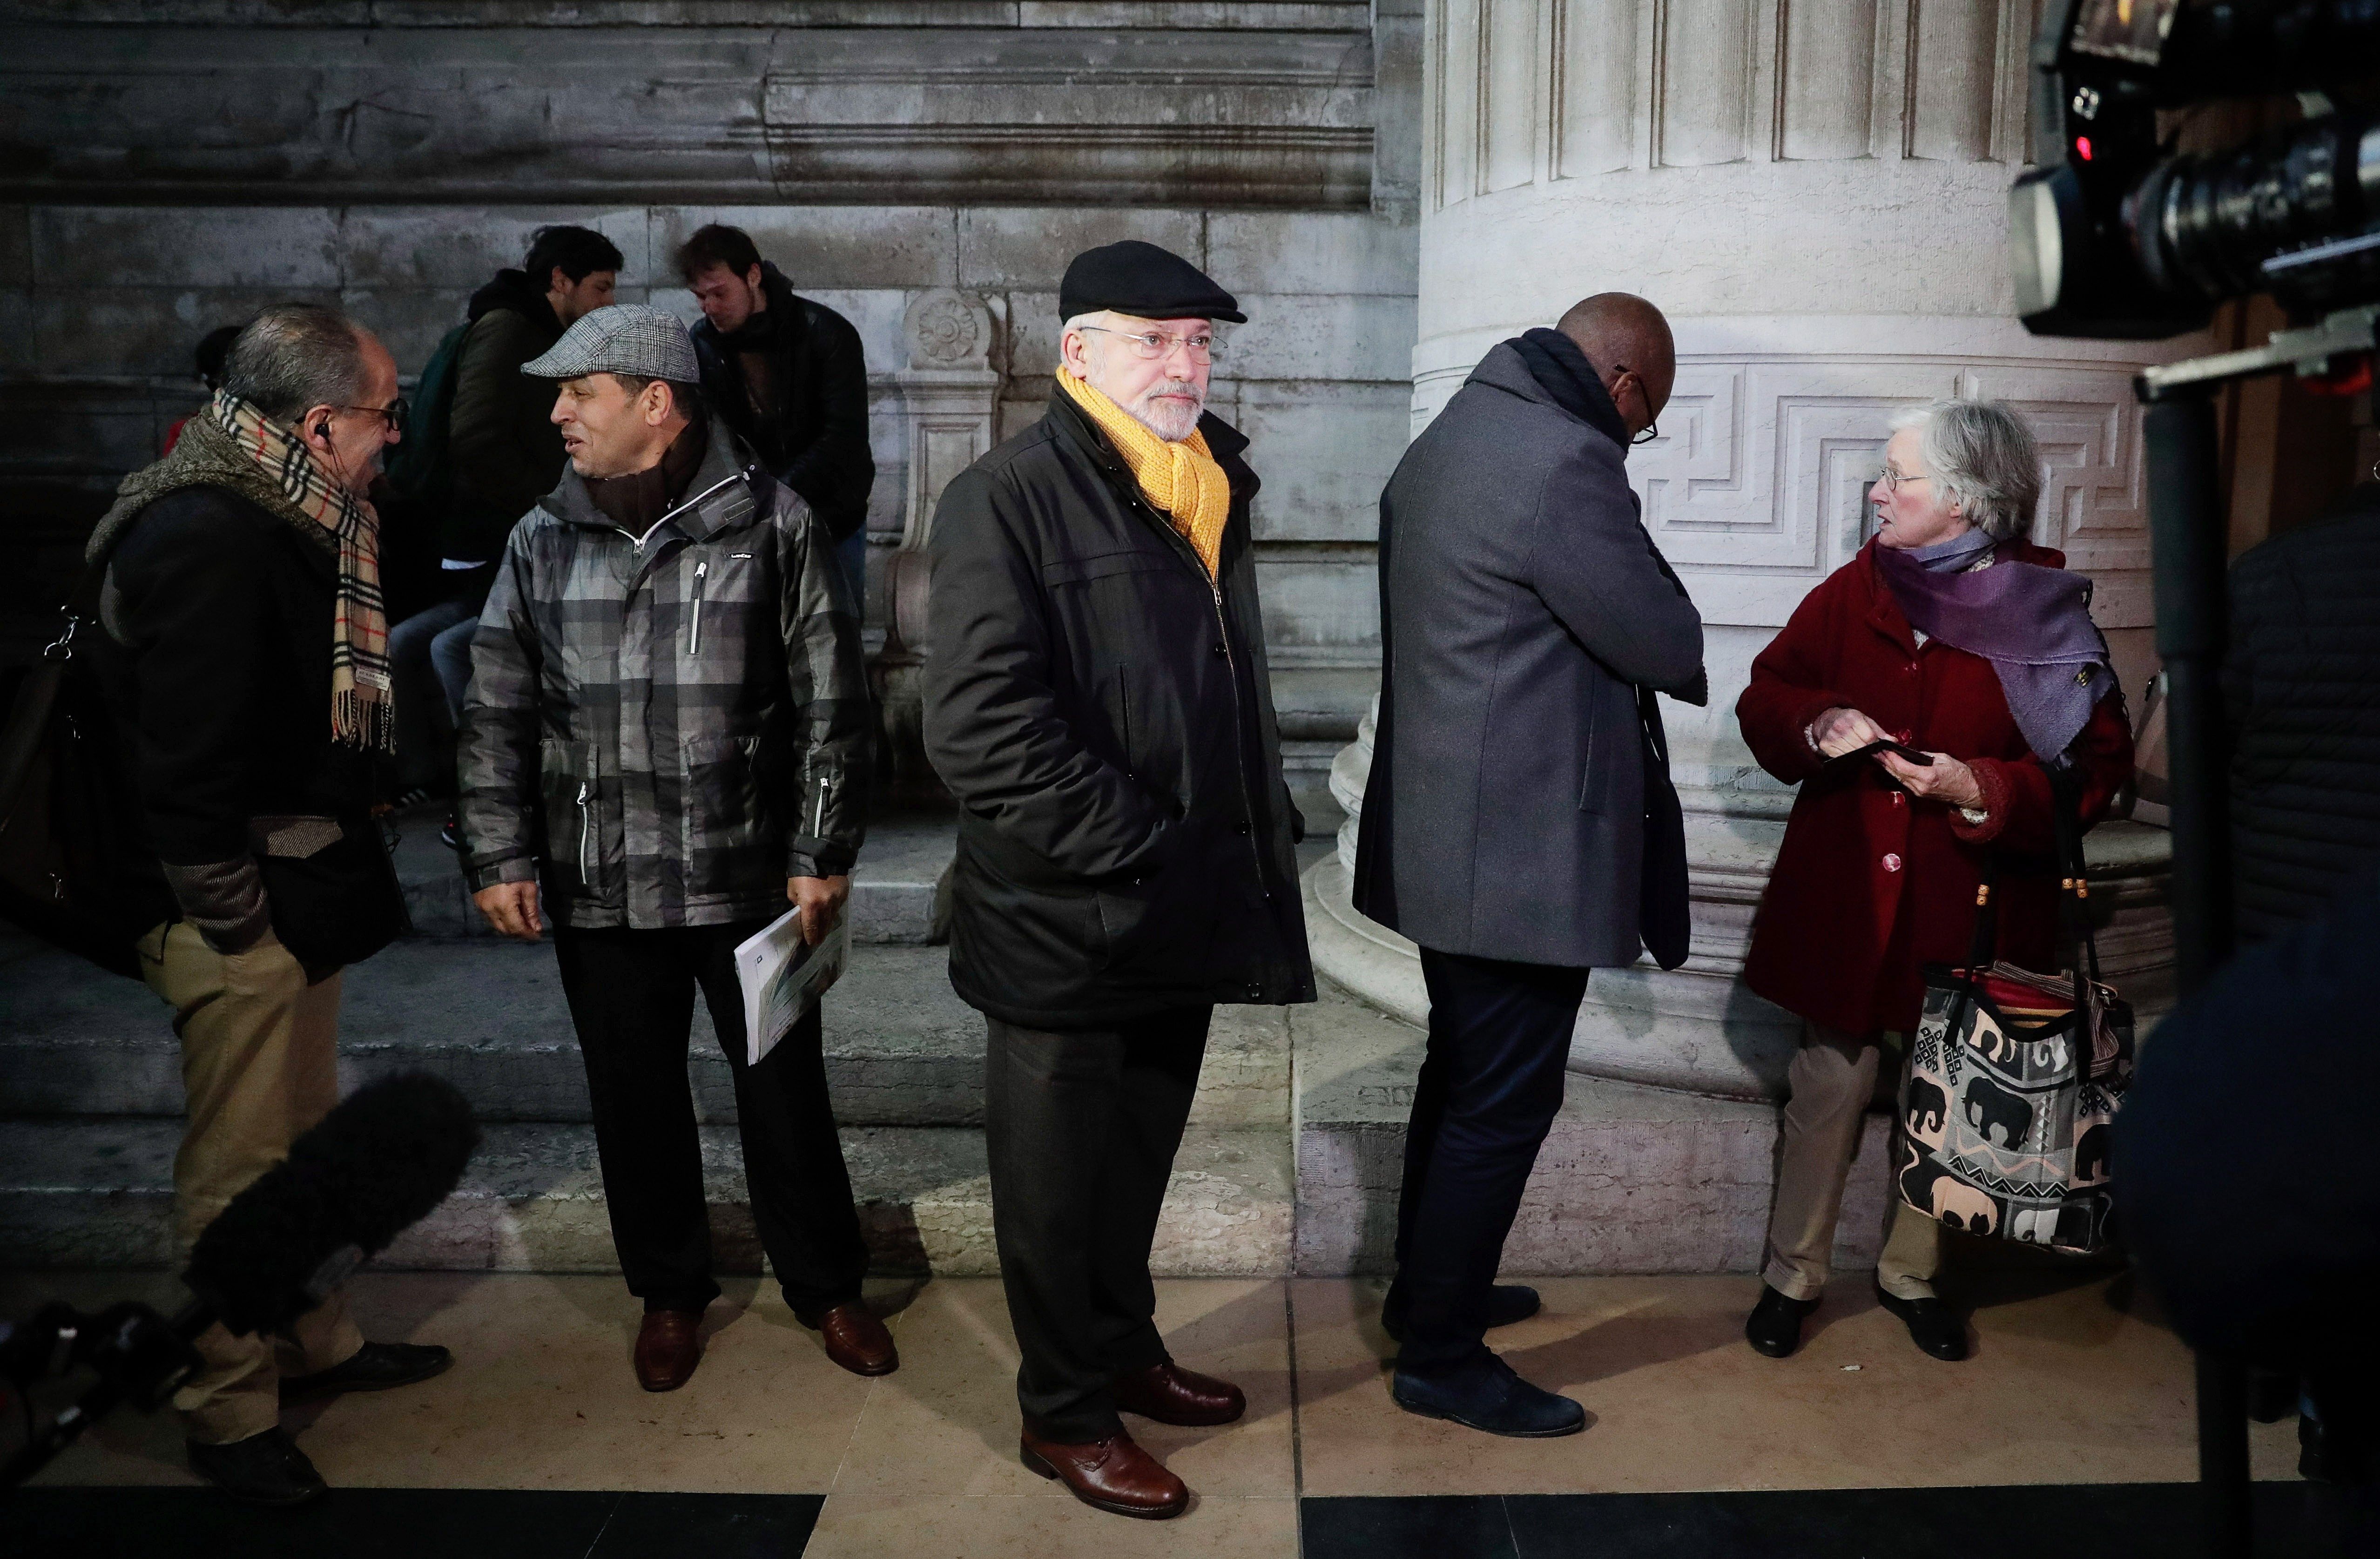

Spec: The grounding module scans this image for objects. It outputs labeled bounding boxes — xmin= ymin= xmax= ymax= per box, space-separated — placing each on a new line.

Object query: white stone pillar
xmin=1306 ymin=0 xmax=2194 ymax=1099
xmin=875 ymin=288 xmax=1001 ymax=793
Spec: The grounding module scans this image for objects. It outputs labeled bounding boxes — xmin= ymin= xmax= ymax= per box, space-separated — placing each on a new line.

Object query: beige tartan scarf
xmin=212 ymin=393 xmax=393 ymax=751
xmin=94 ymin=391 xmax=394 ymax=752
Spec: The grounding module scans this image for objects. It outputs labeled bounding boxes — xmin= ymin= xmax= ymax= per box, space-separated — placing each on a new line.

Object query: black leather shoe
xmin=1380 ymin=1284 xmax=1543 ymax=1343
xmin=1745 ymin=1285 xmax=1819 ymax=1359
xmin=280 ymin=1340 xmax=454 ymax=1401
xmin=187 ymin=1427 xmax=325 ymax=1506
xmin=1390 ymin=1356 xmax=1585 ymax=1438
xmin=1874 ymin=1284 xmax=1969 ymax=1362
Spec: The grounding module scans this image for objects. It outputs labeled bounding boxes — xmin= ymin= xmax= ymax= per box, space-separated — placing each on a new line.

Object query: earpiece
xmin=314 ymin=420 xmax=331 ymax=442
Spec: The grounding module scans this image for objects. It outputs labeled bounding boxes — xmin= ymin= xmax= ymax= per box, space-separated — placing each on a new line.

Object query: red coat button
xmin=1891 ymin=792 xmax=1904 ymax=806
xmin=1882 ymin=852 xmax=1903 ymax=872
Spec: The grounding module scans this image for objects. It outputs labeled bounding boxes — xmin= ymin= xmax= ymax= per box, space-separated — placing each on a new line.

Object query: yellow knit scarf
xmin=1058 ymin=369 xmax=1230 ymax=579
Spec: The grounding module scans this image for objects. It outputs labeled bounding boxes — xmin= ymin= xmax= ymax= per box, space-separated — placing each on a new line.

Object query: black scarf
xmin=586 ymin=418 xmax=709 ymax=535
xmin=1508 ymin=327 xmax=1630 ymax=451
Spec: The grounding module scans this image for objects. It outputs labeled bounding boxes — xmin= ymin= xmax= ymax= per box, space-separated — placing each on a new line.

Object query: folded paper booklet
xmin=734 ymin=908 xmax=850 ymax=1066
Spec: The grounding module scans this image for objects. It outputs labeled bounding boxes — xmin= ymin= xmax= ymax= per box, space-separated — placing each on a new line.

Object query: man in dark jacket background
xmin=86 ymin=303 xmax=450 ymax=1504
xmin=458 ymin=304 xmax=892 ymax=1394
xmin=1353 ymin=293 xmax=1705 ymax=1438
xmin=922 ymin=241 xmax=1314 ymax=1521
xmin=387 ymin=224 xmax=620 ymax=810
xmin=678 ymin=223 xmax=875 ymax=609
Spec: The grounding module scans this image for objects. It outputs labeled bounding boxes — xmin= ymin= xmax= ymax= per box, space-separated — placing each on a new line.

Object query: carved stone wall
xmin=1307 ymin=0 xmax=2203 ymax=1100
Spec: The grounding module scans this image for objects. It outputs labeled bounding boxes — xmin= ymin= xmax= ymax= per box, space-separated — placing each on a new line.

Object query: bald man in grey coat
xmin=1353 ymin=294 xmax=1705 ymax=1436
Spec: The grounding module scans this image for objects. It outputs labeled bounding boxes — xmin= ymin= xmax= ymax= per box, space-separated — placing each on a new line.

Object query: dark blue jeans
xmin=1391 ymin=947 xmax=1591 ymax=1377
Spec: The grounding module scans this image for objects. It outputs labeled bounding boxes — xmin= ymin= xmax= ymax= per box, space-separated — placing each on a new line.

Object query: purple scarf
xmin=1873 ymin=532 xmax=2116 ymax=763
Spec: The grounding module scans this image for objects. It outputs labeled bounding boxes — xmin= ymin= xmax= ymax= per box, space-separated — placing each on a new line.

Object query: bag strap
xmin=2045 ymin=763 xmax=2110 ymax=1083
xmin=1941 ymin=848 xmax=1999 ymax=1052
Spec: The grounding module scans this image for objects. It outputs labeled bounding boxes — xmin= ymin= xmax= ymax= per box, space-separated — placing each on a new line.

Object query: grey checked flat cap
xmin=520 ymin=304 xmax=700 ymax=383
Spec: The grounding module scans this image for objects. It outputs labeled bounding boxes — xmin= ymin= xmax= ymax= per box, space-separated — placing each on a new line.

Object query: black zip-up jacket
xmin=922 ymin=393 xmax=1315 ymax=1027
xmin=690 ymin=264 xmax=874 ymax=544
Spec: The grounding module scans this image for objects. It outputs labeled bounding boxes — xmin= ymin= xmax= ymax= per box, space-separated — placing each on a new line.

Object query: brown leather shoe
xmin=799 ymin=1300 xmax=898 ymax=1377
xmin=1019 ymin=1427 xmax=1188 ymax=1519
xmin=1112 ymin=1361 xmax=1245 ymax=1427
xmin=634 ymin=1309 xmax=703 ymax=1392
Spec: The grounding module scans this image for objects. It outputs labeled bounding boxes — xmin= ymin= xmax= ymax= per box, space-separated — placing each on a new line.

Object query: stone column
xmin=874 ymin=288 xmax=1001 ymax=796
xmin=1306 ymin=0 xmax=2192 ymax=1099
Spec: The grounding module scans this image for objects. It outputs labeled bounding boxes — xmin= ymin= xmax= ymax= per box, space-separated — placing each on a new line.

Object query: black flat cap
xmin=1059 ymin=240 xmax=1244 ymax=324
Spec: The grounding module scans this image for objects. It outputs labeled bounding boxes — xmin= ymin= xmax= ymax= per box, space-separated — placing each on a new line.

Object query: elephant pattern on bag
xmin=1896 ymin=966 xmax=2134 ymax=1258
xmin=1905 ymin=1074 xmax=1950 ymax=1148
xmin=1960 ymin=1074 xmax=2034 ymax=1151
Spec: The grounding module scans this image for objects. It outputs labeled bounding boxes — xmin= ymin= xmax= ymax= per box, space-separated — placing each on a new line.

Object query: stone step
xmin=1289 ymin=978 xmax=1895 ymax=1279
xmin=0 ymin=934 xmax=982 ymax=1126
xmin=0 ymin=930 xmax=1291 ymax=1133
xmin=394 ymin=807 xmax=956 ymax=945
xmin=0 ymin=1118 xmax=1293 ymax=1280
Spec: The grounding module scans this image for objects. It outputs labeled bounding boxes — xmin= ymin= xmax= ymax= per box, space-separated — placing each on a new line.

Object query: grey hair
xmin=220 ymin=304 xmax=373 ymax=424
xmin=1889 ymin=397 xmax=2043 ymax=542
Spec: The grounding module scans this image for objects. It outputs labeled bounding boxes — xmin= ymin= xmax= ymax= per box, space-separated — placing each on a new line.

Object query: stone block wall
xmin=0 ymin=1 xmax=1421 ymax=709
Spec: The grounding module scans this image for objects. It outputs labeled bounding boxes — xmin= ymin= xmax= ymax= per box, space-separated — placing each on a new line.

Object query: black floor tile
xmin=1306 ymin=1484 xmax=2360 ymax=1559
xmin=1302 ymin=1494 xmax=1521 ymax=1559
xmin=587 ymin=1492 xmax=822 ymax=1559
xmin=0 ymin=1487 xmax=823 ymax=1559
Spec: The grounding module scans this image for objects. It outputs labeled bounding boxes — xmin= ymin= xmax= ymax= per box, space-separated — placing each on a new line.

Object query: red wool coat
xmin=1736 ymin=540 xmax=2135 ymax=1036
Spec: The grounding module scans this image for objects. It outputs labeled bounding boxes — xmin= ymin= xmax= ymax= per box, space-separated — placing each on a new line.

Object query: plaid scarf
xmin=208 ymin=392 xmax=394 ymax=751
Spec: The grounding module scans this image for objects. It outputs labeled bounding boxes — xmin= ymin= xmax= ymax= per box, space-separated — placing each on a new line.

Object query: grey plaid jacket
xmin=457 ymin=418 xmax=869 ymax=929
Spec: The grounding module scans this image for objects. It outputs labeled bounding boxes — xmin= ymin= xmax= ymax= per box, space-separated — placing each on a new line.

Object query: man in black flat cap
xmin=923 ymin=240 xmax=1315 ymax=1520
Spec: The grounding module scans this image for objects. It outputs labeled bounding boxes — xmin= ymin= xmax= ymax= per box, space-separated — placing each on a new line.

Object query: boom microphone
xmin=183 ymin=1072 xmax=480 ymax=1337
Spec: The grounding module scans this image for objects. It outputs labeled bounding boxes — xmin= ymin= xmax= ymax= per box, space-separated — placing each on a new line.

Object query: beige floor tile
xmin=1292 ymin=1272 xmax=2268 ymax=1497
xmin=829 ymin=1277 xmax=1294 ymax=1499
xmin=7 ymin=1269 xmax=909 ymax=1494
xmin=802 ymin=1494 xmax=1298 ymax=1558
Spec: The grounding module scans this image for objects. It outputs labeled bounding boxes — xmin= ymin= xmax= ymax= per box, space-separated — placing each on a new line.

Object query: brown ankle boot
xmin=1112 ymin=1362 xmax=1245 ymax=1426
xmin=1018 ymin=1426 xmax=1188 ymax=1519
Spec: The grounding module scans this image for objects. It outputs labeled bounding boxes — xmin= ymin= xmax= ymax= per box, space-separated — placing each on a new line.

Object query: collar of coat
xmin=1469 ymin=339 xmax=1634 ymax=448
xmin=542 ymin=415 xmax=771 ymax=546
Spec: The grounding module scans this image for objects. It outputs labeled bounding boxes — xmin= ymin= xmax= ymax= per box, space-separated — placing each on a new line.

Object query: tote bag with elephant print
xmin=1895 ymin=778 xmax=2132 ymax=1256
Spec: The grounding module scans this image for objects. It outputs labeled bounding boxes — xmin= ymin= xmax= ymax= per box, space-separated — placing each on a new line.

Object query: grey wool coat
xmin=457 ymin=417 xmax=870 ymax=930
xmin=1351 ymin=342 xmax=1705 ymax=969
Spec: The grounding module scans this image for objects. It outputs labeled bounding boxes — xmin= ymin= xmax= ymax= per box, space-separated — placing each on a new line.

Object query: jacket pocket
xmin=686 ymin=733 xmax=773 ymax=899
xmin=1089 ymin=821 xmax=1217 ymax=977
xmin=1577 ymin=695 xmax=1605 ymax=814
xmin=539 ymin=737 xmax=603 ymax=896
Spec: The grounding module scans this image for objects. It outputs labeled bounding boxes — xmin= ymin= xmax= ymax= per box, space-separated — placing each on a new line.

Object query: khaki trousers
xmin=137 ymin=920 xmax=364 ymax=1444
xmin=1761 ymin=1020 xmax=1942 ymax=1303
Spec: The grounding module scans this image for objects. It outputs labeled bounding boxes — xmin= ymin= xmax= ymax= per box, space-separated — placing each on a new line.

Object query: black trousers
xmin=1390 ymin=948 xmax=1591 ymax=1377
xmin=552 ymin=919 xmax=870 ymax=1316
xmin=984 ymin=1007 xmax=1210 ymax=1442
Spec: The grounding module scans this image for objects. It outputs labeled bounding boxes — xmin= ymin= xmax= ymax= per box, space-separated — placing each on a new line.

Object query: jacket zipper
xmin=1119 ymin=675 xmax=1134 ymax=778
xmin=690 ymin=561 xmax=708 ymax=655
xmin=811 ymin=772 xmax=830 ymax=839
xmin=1207 ymin=575 xmax=1269 ymax=902
xmin=576 ymin=781 xmax=592 ymax=883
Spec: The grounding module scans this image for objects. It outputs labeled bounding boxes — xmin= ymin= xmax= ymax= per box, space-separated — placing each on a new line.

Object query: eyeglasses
xmin=1876 ymin=465 xmax=1929 ymax=493
xmin=340 ymin=398 xmax=409 ymax=438
xmin=1078 ymin=326 xmax=1224 ymax=364
xmin=1610 ymin=365 xmax=1660 ymax=446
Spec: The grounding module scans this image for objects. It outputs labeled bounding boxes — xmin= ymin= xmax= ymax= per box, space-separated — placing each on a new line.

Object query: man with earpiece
xmin=85 ymin=303 xmax=452 ymax=1505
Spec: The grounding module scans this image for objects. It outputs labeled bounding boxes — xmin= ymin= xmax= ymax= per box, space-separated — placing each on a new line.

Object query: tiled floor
xmin=2 ymin=1269 xmax=2324 ymax=1556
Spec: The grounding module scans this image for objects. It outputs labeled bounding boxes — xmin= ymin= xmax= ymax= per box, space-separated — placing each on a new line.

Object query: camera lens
xmin=2129 ymin=113 xmax=2379 ymax=310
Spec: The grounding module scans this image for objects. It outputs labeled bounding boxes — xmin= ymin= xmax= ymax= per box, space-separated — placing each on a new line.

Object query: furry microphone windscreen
xmin=183 ymin=1072 xmax=480 ymax=1336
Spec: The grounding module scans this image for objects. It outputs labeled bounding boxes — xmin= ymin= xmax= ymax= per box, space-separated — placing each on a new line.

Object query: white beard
xmin=1126 ymin=381 xmax=1205 ymax=443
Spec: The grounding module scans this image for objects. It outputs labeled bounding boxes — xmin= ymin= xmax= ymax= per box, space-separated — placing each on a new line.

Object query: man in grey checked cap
xmin=456 ymin=303 xmax=896 ymax=1389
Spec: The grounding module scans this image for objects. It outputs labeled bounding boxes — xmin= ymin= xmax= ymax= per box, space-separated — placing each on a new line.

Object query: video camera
xmin=2012 ymin=0 xmax=2380 ymax=341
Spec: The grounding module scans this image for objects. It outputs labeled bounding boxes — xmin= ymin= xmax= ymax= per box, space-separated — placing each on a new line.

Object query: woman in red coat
xmin=1735 ymin=398 xmax=2133 ymax=1363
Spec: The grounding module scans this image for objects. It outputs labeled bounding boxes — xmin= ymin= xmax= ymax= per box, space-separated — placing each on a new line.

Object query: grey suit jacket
xmin=1351 ymin=343 xmax=1705 ymax=968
